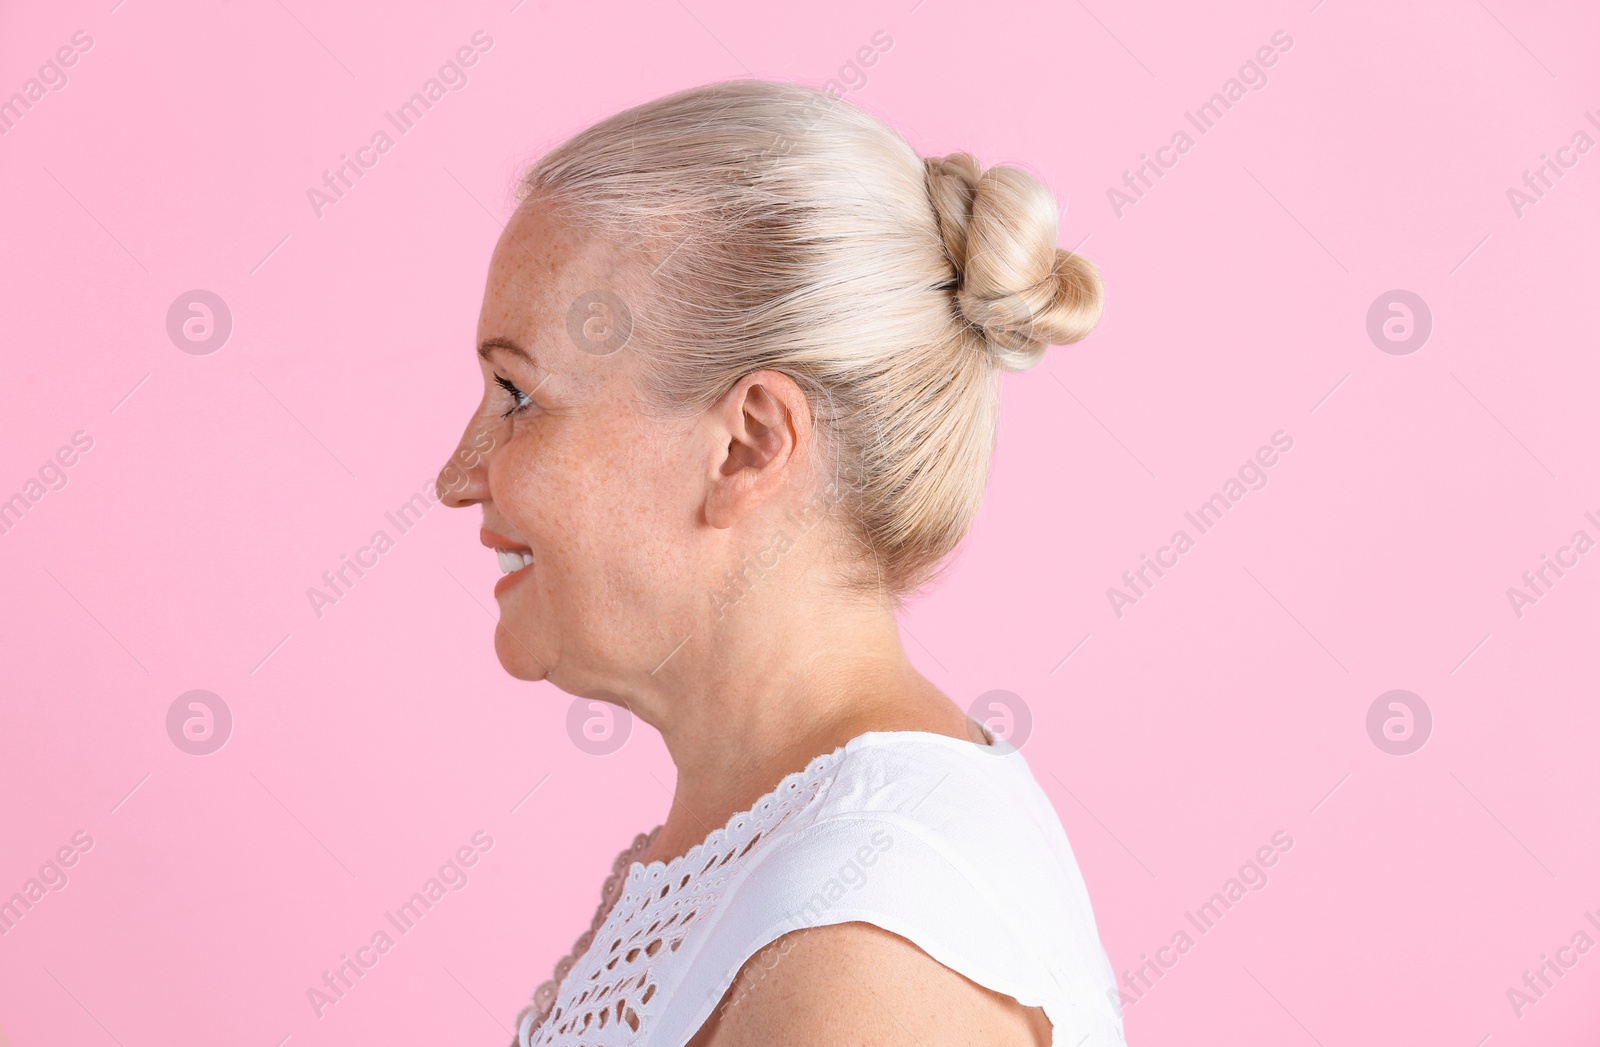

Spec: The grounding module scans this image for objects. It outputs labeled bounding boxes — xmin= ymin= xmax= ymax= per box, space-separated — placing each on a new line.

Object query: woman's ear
xmin=703 ymin=371 xmax=813 ymax=530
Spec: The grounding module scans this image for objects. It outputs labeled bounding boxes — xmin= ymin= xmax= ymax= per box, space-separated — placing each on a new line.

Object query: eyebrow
xmin=477 ymin=336 xmax=543 ymax=369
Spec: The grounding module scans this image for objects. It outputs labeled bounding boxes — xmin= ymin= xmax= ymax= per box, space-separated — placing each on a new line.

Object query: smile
xmin=481 ymin=529 xmax=535 ymax=596
xmin=496 ymin=549 xmax=535 ymax=574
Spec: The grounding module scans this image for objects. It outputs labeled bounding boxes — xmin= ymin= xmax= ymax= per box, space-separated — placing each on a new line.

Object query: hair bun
xmin=924 ymin=152 xmax=1104 ymax=370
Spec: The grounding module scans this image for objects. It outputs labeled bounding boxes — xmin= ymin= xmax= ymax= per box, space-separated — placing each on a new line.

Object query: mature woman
xmin=437 ymin=79 xmax=1122 ymax=1047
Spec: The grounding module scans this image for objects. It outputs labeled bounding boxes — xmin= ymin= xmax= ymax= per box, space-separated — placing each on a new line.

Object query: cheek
xmin=491 ymin=425 xmax=636 ymax=550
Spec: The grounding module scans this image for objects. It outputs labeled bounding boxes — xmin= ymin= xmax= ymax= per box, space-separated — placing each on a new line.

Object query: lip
xmin=481 ymin=528 xmax=535 ymax=597
xmin=494 ymin=562 xmax=533 ymax=597
xmin=480 ymin=528 xmax=531 ymax=552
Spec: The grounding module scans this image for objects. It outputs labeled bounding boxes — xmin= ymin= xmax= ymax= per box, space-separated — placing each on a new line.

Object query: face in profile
xmin=435 ymin=201 xmax=710 ymax=698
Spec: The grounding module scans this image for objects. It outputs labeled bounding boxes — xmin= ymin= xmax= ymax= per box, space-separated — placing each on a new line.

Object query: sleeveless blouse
xmin=510 ymin=726 xmax=1126 ymax=1046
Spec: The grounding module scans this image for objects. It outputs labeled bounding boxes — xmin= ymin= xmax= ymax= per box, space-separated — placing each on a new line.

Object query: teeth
xmin=496 ymin=549 xmax=534 ymax=574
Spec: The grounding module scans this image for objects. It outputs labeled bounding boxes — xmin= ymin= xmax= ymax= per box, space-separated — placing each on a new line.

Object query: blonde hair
xmin=518 ymin=79 xmax=1103 ymax=605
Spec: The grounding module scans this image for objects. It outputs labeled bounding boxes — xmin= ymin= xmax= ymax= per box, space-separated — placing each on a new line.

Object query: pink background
xmin=2 ymin=0 xmax=1597 ymax=1044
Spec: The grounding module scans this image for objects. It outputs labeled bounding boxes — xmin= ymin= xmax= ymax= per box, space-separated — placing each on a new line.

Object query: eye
xmin=494 ymin=373 xmax=535 ymax=418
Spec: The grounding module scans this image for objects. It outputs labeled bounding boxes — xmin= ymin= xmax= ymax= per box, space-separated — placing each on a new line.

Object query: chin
xmin=494 ymin=621 xmax=549 ymax=681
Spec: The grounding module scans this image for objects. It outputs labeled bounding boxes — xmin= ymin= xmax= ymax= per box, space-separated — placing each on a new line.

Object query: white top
xmin=513 ymin=724 xmax=1126 ymax=1046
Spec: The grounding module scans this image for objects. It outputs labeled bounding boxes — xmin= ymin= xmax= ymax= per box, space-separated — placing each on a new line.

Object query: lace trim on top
xmin=508 ymin=826 xmax=662 ymax=1047
xmin=511 ymin=746 xmax=846 ymax=1047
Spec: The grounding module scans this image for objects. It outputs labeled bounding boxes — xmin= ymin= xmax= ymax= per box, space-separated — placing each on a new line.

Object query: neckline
xmin=622 ymin=720 xmax=1009 ymax=886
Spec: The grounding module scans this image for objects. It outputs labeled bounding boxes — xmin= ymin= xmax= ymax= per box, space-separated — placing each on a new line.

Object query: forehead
xmin=480 ymin=200 xmax=637 ymax=347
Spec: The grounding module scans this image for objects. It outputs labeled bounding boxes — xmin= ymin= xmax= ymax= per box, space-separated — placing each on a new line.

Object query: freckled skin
xmin=436 ymin=199 xmax=1049 ymax=1046
xmin=445 ymin=204 xmax=710 ymax=694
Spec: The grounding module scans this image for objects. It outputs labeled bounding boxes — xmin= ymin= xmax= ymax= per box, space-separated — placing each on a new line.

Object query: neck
xmin=626 ymin=595 xmax=968 ymax=867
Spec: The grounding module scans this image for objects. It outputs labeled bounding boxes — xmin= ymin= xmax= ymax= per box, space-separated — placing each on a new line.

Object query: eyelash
xmin=494 ymin=374 xmax=534 ymax=418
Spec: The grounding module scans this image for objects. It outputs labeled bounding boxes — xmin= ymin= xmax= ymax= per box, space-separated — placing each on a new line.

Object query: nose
xmin=437 ymin=415 xmax=495 ymax=508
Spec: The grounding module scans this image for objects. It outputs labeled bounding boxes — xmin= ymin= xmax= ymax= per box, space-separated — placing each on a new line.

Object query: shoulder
xmin=687 ymin=920 xmax=1053 ymax=1047
xmin=788 ymin=731 xmax=1099 ymax=936
xmin=658 ymin=732 xmax=1126 ymax=1046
